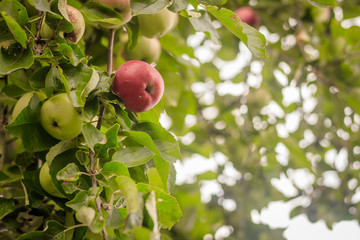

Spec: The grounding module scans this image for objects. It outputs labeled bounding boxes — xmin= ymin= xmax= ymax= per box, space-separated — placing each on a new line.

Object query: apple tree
xmin=1 ymin=0 xmax=359 ymax=240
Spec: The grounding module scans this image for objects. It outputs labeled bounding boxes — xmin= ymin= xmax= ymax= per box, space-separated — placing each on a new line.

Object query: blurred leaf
xmin=309 ymin=0 xmax=336 ymax=7
xmin=206 ymin=6 xmax=267 ymax=58
xmin=0 ymin=198 xmax=15 ymax=219
xmin=188 ymin=11 xmax=220 ymax=45
xmin=131 ymin=0 xmax=169 ymax=15
xmin=116 ymin=175 xmax=139 ymax=215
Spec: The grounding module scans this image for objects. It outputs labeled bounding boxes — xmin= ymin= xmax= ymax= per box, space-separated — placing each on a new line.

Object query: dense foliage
xmin=0 ymin=0 xmax=359 ymax=239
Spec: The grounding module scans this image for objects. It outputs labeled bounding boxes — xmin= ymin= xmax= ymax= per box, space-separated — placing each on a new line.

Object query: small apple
xmin=138 ymin=8 xmax=178 ymax=38
xmin=235 ymin=6 xmax=260 ymax=28
xmin=64 ymin=5 xmax=85 ymax=43
xmin=12 ymin=91 xmax=46 ymax=120
xmin=40 ymin=93 xmax=83 ymax=140
xmin=122 ymin=35 xmax=161 ymax=63
xmin=112 ymin=60 xmax=164 ymax=112
xmin=39 ymin=161 xmax=65 ymax=198
xmin=96 ymin=0 xmax=132 ymax=26
xmin=75 ymin=206 xmax=96 ymax=225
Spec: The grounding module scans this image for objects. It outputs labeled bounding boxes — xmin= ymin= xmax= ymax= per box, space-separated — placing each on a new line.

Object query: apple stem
xmin=107 ymin=28 xmax=115 ymax=75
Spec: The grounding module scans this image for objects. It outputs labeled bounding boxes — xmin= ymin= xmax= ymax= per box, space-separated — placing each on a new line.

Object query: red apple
xmin=235 ymin=7 xmax=260 ymax=28
xmin=111 ymin=60 xmax=164 ymax=113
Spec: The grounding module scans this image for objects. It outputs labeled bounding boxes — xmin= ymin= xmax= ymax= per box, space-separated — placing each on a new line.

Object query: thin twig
xmin=96 ymin=28 xmax=115 ymax=240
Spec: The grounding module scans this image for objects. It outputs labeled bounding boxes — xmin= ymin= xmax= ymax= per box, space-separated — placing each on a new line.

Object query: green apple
xmin=39 ymin=162 xmax=65 ymax=198
xmin=12 ymin=92 xmax=46 ymax=120
xmin=138 ymin=8 xmax=178 ymax=38
xmin=40 ymin=93 xmax=83 ymax=140
xmin=75 ymin=206 xmax=96 ymax=225
xmin=122 ymin=35 xmax=161 ymax=63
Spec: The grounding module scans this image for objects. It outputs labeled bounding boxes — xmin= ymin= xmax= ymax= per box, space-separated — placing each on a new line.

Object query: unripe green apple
xmin=122 ymin=35 xmax=161 ymax=63
xmin=12 ymin=92 xmax=46 ymax=120
xmin=138 ymin=8 xmax=178 ymax=38
xmin=39 ymin=162 xmax=65 ymax=198
xmin=64 ymin=5 xmax=85 ymax=43
xmin=75 ymin=206 xmax=96 ymax=225
xmin=40 ymin=93 xmax=83 ymax=140
xmin=96 ymin=0 xmax=132 ymax=26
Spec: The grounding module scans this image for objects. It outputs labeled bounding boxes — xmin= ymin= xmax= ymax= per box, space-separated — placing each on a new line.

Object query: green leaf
xmin=131 ymin=227 xmax=156 ymax=240
xmin=309 ymin=0 xmax=337 ymax=7
xmin=82 ymin=123 xmax=105 ymax=151
xmin=144 ymin=191 xmax=159 ymax=236
xmin=137 ymin=183 xmax=182 ymax=229
xmin=62 ymin=64 xmax=100 ymax=107
xmin=0 ymin=0 xmax=29 ymax=26
xmin=33 ymin=0 xmax=53 ymax=13
xmin=102 ymin=162 xmax=130 ymax=178
xmin=147 ymin=167 xmax=166 ymax=191
xmin=112 ymin=147 xmax=154 ymax=167
xmin=56 ymin=163 xmax=80 ymax=182
xmin=57 ymin=43 xmax=86 ymax=66
xmin=1 ymin=11 xmax=27 ymax=48
xmin=199 ymin=0 xmax=227 ymax=6
xmin=0 ymin=44 xmax=34 ymax=75
xmin=44 ymin=66 xmax=67 ymax=95
xmin=66 ymin=190 xmax=88 ymax=211
xmin=115 ymin=176 xmax=139 ymax=215
xmin=8 ymin=69 xmax=32 ymax=92
xmin=153 ymin=156 xmax=171 ymax=193
xmin=17 ymin=220 xmax=67 ymax=240
xmin=206 ymin=6 xmax=267 ymax=58
xmin=94 ymin=123 xmax=120 ymax=158
xmin=81 ymin=2 xmax=123 ymax=27
xmin=106 ymin=206 xmax=125 ymax=229
xmin=46 ymin=139 xmax=75 ymax=165
xmin=132 ymin=122 xmax=182 ymax=163
xmin=188 ymin=11 xmax=220 ymax=45
xmin=0 ymin=198 xmax=15 ymax=218
xmin=131 ymin=0 xmax=169 ymax=15
xmin=121 ymin=130 xmax=161 ymax=156
xmin=168 ymin=0 xmax=189 ymax=12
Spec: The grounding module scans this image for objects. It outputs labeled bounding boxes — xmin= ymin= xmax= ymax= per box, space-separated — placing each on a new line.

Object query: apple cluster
xmin=22 ymin=2 xmax=177 ymax=197
xmin=92 ymin=1 xmax=178 ymax=112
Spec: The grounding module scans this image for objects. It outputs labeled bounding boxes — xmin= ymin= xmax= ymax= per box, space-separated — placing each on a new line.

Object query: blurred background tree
xmin=159 ymin=0 xmax=360 ymax=239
